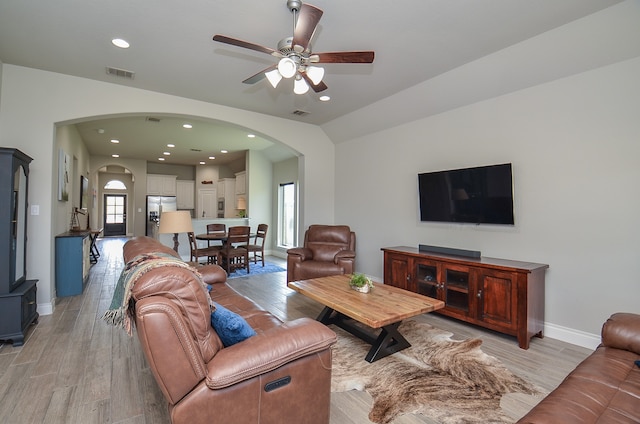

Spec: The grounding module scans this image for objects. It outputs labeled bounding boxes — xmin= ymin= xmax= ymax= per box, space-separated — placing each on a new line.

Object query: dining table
xmin=195 ymin=232 xmax=229 ymax=243
xmin=195 ymin=232 xmax=255 ymax=243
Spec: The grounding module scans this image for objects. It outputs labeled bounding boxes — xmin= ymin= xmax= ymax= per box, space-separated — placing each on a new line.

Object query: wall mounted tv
xmin=418 ymin=163 xmax=514 ymax=225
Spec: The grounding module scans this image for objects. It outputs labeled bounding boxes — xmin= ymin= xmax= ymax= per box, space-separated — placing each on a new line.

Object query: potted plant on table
xmin=349 ymin=273 xmax=374 ymax=293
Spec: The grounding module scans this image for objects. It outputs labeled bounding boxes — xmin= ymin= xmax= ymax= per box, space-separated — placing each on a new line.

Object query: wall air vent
xmin=106 ymin=67 xmax=135 ymax=79
xmin=145 ymin=117 xmax=161 ymax=123
xmin=291 ymin=110 xmax=309 ymax=116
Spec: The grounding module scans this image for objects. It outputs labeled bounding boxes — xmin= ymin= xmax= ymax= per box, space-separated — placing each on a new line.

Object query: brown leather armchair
xmin=123 ymin=237 xmax=336 ymax=424
xmin=287 ymin=225 xmax=356 ymax=283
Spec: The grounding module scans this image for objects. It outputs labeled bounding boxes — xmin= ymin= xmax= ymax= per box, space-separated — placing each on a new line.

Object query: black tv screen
xmin=418 ymin=163 xmax=514 ymax=225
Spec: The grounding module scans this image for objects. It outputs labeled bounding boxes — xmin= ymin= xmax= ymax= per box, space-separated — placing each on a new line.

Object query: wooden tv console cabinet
xmin=381 ymin=246 xmax=548 ymax=349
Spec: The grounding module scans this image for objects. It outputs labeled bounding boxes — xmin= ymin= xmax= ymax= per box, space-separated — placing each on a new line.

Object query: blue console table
xmin=55 ymin=231 xmax=91 ymax=297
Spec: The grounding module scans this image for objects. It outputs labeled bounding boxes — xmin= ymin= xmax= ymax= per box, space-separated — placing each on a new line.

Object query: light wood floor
xmin=0 ymin=237 xmax=593 ymax=424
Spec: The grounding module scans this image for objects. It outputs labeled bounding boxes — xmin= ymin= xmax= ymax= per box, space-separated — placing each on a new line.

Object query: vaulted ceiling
xmin=0 ymin=0 xmax=623 ymax=165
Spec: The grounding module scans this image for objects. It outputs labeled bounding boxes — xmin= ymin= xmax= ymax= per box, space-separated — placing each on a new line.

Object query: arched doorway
xmin=103 ymin=179 xmax=128 ymax=236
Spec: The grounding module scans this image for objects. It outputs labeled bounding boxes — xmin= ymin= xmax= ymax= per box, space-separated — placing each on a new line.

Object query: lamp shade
xmin=306 ymin=66 xmax=324 ymax=85
xmin=265 ymin=69 xmax=283 ymax=88
xmin=277 ymin=57 xmax=297 ymax=79
xmin=294 ymin=76 xmax=309 ymax=95
xmin=158 ymin=210 xmax=193 ymax=234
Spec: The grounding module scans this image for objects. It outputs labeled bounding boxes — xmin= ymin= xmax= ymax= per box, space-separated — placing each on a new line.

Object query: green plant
xmin=349 ymin=273 xmax=373 ymax=289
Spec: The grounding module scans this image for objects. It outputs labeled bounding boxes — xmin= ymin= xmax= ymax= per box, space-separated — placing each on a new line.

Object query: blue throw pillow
xmin=210 ymin=302 xmax=256 ymax=347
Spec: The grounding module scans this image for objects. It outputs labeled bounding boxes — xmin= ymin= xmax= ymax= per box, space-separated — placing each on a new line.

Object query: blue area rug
xmin=226 ymin=261 xmax=286 ymax=279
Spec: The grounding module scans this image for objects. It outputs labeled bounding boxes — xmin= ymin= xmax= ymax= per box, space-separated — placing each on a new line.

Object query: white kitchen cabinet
xmin=147 ymin=174 xmax=177 ymax=196
xmin=218 ymin=178 xmax=236 ymax=217
xmin=176 ymin=180 xmax=195 ymax=209
xmin=235 ymin=171 xmax=246 ymax=195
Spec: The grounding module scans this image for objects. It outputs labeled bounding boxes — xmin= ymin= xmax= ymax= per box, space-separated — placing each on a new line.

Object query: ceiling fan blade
xmin=292 ymin=4 xmax=323 ymax=53
xmin=242 ymin=65 xmax=277 ymax=85
xmin=213 ymin=34 xmax=281 ymax=57
xmin=312 ymin=51 xmax=375 ymax=64
xmin=300 ymin=72 xmax=328 ymax=93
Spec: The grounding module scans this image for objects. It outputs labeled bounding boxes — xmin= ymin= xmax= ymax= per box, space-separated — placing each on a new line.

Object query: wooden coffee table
xmin=288 ymin=274 xmax=444 ymax=362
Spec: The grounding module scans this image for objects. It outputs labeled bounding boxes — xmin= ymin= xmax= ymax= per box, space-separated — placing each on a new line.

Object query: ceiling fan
xmin=212 ymin=0 xmax=374 ymax=95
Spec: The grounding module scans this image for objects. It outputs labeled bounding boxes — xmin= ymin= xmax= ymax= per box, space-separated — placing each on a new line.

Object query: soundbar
xmin=418 ymin=244 xmax=481 ymax=259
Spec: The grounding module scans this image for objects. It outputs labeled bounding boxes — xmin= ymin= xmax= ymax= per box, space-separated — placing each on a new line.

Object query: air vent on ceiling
xmin=190 ymin=148 xmax=202 ymax=152
xmin=106 ymin=67 xmax=135 ymax=79
xmin=145 ymin=117 xmax=161 ymax=123
xmin=291 ymin=110 xmax=310 ymax=116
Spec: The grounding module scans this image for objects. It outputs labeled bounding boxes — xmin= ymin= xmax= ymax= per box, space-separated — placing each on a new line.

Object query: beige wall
xmin=333 ymin=4 xmax=640 ymax=348
xmin=54 ymin=125 xmax=91 ymax=237
xmin=272 ymin=157 xmax=299 ymax=256
xmin=0 ymin=71 xmax=335 ymax=314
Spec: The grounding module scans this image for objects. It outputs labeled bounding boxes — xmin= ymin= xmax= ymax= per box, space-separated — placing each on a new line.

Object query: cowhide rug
xmin=330 ymin=320 xmax=543 ymax=424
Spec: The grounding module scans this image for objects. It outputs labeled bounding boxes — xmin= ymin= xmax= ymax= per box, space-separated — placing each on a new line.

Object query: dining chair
xmin=188 ymin=232 xmax=221 ymax=265
xmin=206 ymin=223 xmax=226 ymax=247
xmin=247 ymin=224 xmax=268 ymax=266
xmin=217 ymin=226 xmax=250 ymax=274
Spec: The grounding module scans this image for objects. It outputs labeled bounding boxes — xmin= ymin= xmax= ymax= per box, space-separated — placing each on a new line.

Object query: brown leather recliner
xmin=287 ymin=225 xmax=356 ymax=283
xmin=124 ymin=236 xmax=337 ymax=424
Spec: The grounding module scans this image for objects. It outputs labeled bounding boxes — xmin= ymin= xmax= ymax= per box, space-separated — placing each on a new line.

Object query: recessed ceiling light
xmin=199 ymin=161 xmax=206 ymax=165
xmin=221 ymin=150 xmax=228 ymax=154
xmin=111 ymin=38 xmax=130 ymax=49
xmin=163 ymin=152 xmax=170 ymax=155
xmin=209 ymin=156 xmax=215 ymax=160
xmin=110 ymin=139 xmax=120 ymax=144
xmin=167 ymin=143 xmax=175 ymax=148
xmin=111 ymin=154 xmax=119 ymax=158
xmin=158 ymin=157 xmax=165 ymax=161
xmin=319 ymin=95 xmax=330 ymax=102
xmin=183 ymin=123 xmax=193 ymax=129
xmin=247 ymin=134 xmax=255 ymax=138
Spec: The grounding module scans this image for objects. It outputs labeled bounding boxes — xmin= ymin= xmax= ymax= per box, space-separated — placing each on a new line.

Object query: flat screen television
xmin=418 ymin=163 xmax=514 ymax=225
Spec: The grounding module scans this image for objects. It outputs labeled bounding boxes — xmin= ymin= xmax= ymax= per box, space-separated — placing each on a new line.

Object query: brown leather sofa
xmin=123 ymin=236 xmax=337 ymax=424
xmin=517 ymin=312 xmax=640 ymax=423
xmin=287 ymin=225 xmax=356 ymax=283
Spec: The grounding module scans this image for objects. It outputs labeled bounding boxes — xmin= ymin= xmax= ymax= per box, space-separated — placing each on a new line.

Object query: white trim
xmin=544 ymin=322 xmax=600 ymax=350
xmin=37 ymin=301 xmax=54 ymax=316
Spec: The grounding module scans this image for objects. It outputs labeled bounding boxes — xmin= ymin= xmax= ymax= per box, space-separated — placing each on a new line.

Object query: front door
xmin=103 ymin=194 xmax=126 ymax=236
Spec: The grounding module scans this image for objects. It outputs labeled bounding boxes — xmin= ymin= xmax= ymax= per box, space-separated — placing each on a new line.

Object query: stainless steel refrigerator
xmin=146 ymin=196 xmax=177 ymax=236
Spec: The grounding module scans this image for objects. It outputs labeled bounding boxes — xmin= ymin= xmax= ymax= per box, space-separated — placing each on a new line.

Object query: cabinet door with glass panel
xmin=0 ymin=148 xmax=32 ymax=294
xmin=11 ymin=163 xmax=28 ymax=291
xmin=414 ymin=259 xmax=474 ymax=319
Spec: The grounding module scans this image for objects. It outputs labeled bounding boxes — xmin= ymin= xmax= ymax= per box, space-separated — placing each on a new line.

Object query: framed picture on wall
xmin=58 ymin=149 xmax=70 ymax=201
xmin=80 ymin=175 xmax=89 ymax=210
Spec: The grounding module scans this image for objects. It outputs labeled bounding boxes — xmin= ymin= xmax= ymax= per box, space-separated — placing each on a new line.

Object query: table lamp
xmin=158 ymin=210 xmax=193 ymax=252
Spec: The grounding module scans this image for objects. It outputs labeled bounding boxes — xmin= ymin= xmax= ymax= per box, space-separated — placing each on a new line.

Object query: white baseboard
xmin=269 ymin=249 xmax=287 ymax=259
xmin=37 ymin=302 xmax=54 ymax=316
xmin=544 ymin=322 xmax=600 ymax=350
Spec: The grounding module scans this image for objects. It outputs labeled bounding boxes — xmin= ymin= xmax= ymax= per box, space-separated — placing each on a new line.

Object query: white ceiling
xmin=0 ymin=0 xmax=623 ymax=165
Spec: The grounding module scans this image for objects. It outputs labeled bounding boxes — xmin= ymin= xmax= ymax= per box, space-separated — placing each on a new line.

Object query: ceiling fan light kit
xmin=294 ymin=76 xmax=309 ymax=95
xmin=277 ymin=57 xmax=298 ymax=79
xmin=306 ymin=66 xmax=324 ymax=85
xmin=265 ymin=69 xmax=283 ymax=88
xmin=212 ymin=1 xmax=374 ymax=97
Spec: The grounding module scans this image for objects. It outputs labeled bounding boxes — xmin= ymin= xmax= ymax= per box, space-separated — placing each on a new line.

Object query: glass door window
xmin=104 ymin=194 xmax=126 ymax=236
xmin=416 ymin=263 xmax=439 ymax=298
xmin=278 ymin=182 xmax=296 ymax=248
xmin=445 ymin=268 xmax=470 ymax=312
